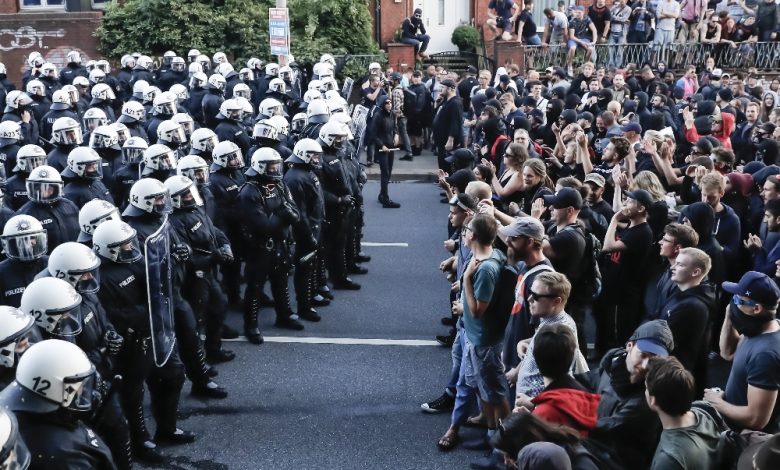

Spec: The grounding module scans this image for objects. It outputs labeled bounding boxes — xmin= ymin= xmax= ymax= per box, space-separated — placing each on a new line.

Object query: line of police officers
xmin=0 ymin=50 xmax=373 ymax=468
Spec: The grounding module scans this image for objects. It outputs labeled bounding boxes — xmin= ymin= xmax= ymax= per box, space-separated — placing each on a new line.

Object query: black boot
xmin=242 ymin=295 xmax=264 ymax=345
xmin=272 ymin=274 xmax=305 ymax=330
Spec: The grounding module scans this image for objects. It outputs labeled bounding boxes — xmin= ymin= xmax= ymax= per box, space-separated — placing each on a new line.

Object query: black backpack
xmin=403 ymin=84 xmax=430 ymax=116
xmin=481 ymin=255 xmax=520 ymax=344
xmin=563 ymin=224 xmax=603 ymax=301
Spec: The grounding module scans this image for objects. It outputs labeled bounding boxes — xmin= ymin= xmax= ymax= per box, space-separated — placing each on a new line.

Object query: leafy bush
xmin=97 ymin=0 xmax=379 ymax=68
xmin=451 ymin=25 xmax=479 ymax=52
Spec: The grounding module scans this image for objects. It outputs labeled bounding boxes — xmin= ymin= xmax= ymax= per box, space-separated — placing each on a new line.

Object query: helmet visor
xmin=62 ymin=371 xmax=95 ymax=411
xmin=82 ymin=160 xmax=103 ymax=179
xmin=109 ymin=236 xmax=143 ymax=263
xmin=185 ymin=167 xmax=209 ymax=184
xmin=156 ymin=102 xmax=177 ymax=115
xmin=174 ymin=186 xmax=203 ymax=209
xmin=26 ymin=181 xmax=62 ymax=203
xmin=122 ymin=147 xmax=145 ymax=164
xmin=2 ymin=231 xmax=47 ymax=261
xmin=235 ymin=89 xmax=251 ymax=99
xmin=45 ymin=304 xmax=82 ymax=338
xmin=166 ymin=127 xmax=186 ymax=144
xmin=149 ymin=193 xmax=173 ymax=215
xmin=73 ymin=267 xmax=101 ymax=294
xmin=224 ymin=150 xmax=244 ymax=168
xmin=115 ymin=128 xmax=130 ymax=146
xmin=20 ymin=154 xmax=47 ymax=172
xmin=0 ymin=424 xmax=31 ymax=470
xmin=179 ymin=121 xmax=194 ymax=138
xmin=196 ymin=135 xmax=217 ymax=152
xmin=57 ymin=127 xmax=83 ymax=146
xmin=157 ymin=152 xmax=177 ymax=170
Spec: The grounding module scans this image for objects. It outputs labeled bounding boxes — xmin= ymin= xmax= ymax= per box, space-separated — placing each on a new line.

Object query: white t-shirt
xmin=656 ymin=0 xmax=680 ymax=31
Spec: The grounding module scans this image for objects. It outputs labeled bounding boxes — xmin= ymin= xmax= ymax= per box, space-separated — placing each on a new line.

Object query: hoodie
xmin=679 ymin=202 xmax=726 ymax=285
xmin=685 ymin=110 xmax=735 ymax=149
xmin=661 ymin=282 xmax=716 ymax=385
xmin=531 ymin=374 xmax=600 ymax=436
xmin=575 ymin=348 xmax=661 ymax=469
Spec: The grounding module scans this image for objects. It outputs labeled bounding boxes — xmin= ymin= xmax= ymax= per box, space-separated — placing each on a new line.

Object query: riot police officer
xmin=39 ymin=90 xmax=79 ymax=150
xmin=0 ymin=120 xmax=22 ymax=178
xmin=5 ymin=145 xmax=46 ymax=211
xmin=317 ymin=121 xmax=360 ymax=290
xmin=0 ymin=339 xmax=117 ymax=469
xmin=16 ymin=165 xmax=79 ymax=252
xmin=214 ymin=99 xmax=251 ymax=157
xmin=2 ymin=91 xmax=39 ymax=149
xmin=188 ymin=127 xmax=218 ymax=164
xmin=62 ymin=147 xmax=114 ymax=209
xmin=140 ymin=144 xmax=177 ymax=182
xmin=77 ymin=199 xmax=120 ymax=246
xmin=165 ymin=175 xmax=235 ymax=364
xmin=112 ymin=137 xmax=147 ymax=209
xmin=187 ymin=72 xmax=208 ymax=126
xmin=0 ymin=215 xmax=49 ymax=308
xmin=156 ymin=120 xmax=188 ymax=157
xmin=147 ymin=91 xmax=178 ymax=145
xmin=239 ymin=148 xmax=307 ymax=341
xmin=130 ymin=56 xmax=155 ymax=89
xmin=209 ymin=141 xmax=246 ymax=305
xmin=25 ymin=80 xmax=51 ymax=126
xmin=157 ymin=56 xmax=188 ymax=92
xmin=0 ymin=306 xmax=40 ymax=389
xmin=301 ymin=99 xmax=330 ymax=141
xmin=202 ymin=75 xmax=226 ymax=130
xmin=46 ymin=117 xmax=82 ymax=173
xmin=88 ymin=125 xmax=123 ymax=192
xmin=116 ymin=101 xmax=148 ymax=141
xmin=59 ymin=50 xmax=88 ymax=86
xmin=284 ymin=139 xmax=327 ymax=320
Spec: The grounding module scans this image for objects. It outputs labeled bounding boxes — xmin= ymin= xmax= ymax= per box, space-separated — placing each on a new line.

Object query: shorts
xmin=464 ymin=340 xmax=509 ymax=404
xmin=568 ymin=38 xmax=592 ymax=50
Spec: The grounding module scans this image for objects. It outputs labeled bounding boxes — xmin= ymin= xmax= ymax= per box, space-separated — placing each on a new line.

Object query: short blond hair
xmin=534 ymin=272 xmax=572 ymax=304
xmin=699 ymin=173 xmax=725 ymax=193
xmin=466 ymin=181 xmax=492 ymax=201
xmin=678 ymin=247 xmax=712 ymax=278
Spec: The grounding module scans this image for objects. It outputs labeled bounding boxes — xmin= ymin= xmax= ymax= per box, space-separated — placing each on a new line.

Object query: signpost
xmin=269 ymin=7 xmax=290 ymax=60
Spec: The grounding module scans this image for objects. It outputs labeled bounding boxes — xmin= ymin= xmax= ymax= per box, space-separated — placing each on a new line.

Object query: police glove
xmin=339 ymin=195 xmax=354 ymax=207
xmin=277 ymin=203 xmax=298 ymax=224
xmin=219 ymin=244 xmax=234 ymax=263
xmin=103 ymin=330 xmax=124 ymax=357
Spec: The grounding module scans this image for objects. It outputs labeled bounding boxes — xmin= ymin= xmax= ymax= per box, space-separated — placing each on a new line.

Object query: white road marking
xmin=360 ymin=242 xmax=409 ymax=247
xmin=223 ymin=336 xmax=439 ymax=346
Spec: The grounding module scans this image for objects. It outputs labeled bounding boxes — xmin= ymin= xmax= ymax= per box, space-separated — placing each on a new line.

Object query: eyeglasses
xmin=528 ymin=290 xmax=560 ymax=301
xmin=463 ymin=225 xmax=474 ymax=232
xmin=733 ymin=294 xmax=758 ymax=307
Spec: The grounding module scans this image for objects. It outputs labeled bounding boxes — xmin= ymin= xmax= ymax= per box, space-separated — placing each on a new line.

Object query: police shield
xmin=144 ymin=219 xmax=176 ymax=366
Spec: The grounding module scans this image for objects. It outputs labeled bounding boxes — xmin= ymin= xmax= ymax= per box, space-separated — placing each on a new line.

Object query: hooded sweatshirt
xmin=661 ymin=282 xmax=716 ymax=388
xmin=679 ymin=202 xmax=726 ymax=285
xmin=531 ymin=374 xmax=600 ymax=436
xmin=685 ymin=110 xmax=735 ymax=149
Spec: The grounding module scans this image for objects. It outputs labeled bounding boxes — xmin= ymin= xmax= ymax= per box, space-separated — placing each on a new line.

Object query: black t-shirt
xmin=590 ymin=199 xmax=615 ymax=226
xmin=547 ymin=223 xmax=587 ymax=286
xmin=517 ymin=10 xmax=538 ymax=37
xmin=588 ymin=6 xmax=612 ymax=35
xmin=601 ymin=221 xmax=653 ymax=297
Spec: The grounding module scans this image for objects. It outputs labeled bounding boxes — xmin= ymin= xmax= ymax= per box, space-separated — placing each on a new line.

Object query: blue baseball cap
xmin=722 ymin=271 xmax=780 ymax=307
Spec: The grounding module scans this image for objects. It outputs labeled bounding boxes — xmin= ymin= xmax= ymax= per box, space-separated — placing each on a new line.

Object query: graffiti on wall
xmin=0 ymin=26 xmax=65 ymax=52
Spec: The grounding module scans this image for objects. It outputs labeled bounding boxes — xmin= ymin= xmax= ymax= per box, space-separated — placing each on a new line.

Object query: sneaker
xmin=421 ymin=391 xmax=455 ymax=414
xmin=298 ymin=308 xmax=321 ymax=322
xmin=333 ymin=278 xmax=361 ymax=290
xmin=155 ymin=428 xmax=196 ymax=446
xmin=567 ymin=65 xmax=574 ymax=77
xmin=134 ymin=440 xmax=165 ymax=464
xmin=275 ymin=316 xmax=305 ymax=330
xmin=348 ymin=264 xmax=368 ymax=275
xmin=355 ymin=252 xmax=371 ymax=263
xmin=311 ymin=294 xmax=331 ymax=306
xmin=382 ymin=200 xmax=401 ymax=208
xmin=400 ymin=154 xmax=413 ymax=161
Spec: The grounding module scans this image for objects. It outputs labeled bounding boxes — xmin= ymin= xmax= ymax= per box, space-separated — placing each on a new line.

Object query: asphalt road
xmin=141 ymin=179 xmax=485 ymax=469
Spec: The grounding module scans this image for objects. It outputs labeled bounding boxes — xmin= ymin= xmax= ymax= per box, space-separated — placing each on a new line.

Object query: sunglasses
xmin=733 ymin=294 xmax=758 ymax=307
xmin=528 ymin=289 xmax=559 ymax=301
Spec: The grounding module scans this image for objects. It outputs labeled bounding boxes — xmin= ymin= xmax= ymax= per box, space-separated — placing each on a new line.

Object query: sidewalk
xmin=362 ymin=149 xmax=439 ymax=182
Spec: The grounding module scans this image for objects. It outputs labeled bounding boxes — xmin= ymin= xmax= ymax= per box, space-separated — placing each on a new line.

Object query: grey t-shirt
xmin=651 ymin=408 xmax=721 ymax=470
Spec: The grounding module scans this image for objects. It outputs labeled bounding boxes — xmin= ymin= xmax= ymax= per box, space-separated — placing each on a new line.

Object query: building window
xmin=20 ymin=0 xmax=65 ymax=8
xmin=92 ymin=0 xmax=107 ymax=9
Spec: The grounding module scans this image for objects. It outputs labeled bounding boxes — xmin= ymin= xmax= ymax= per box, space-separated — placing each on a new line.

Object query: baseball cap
xmin=629 ymin=320 xmax=674 ymax=356
xmin=759 ymin=122 xmax=777 ymax=135
xmin=738 ymin=433 xmax=780 ymax=470
xmin=711 ymin=68 xmax=723 ymax=79
xmin=553 ymin=67 xmax=567 ymax=78
xmin=722 ymin=271 xmax=780 ymax=307
xmin=522 ymin=96 xmax=537 ymax=107
xmin=573 ymin=5 xmax=585 ymax=11
xmin=467 ymin=65 xmax=478 ymax=75
xmin=621 ymin=122 xmax=642 ymax=134
xmin=543 ymin=187 xmax=583 ymax=210
xmin=577 ymin=111 xmax=594 ymax=124
xmin=624 ymin=189 xmax=654 ymax=210
xmin=449 ymin=193 xmax=478 ymax=212
xmin=500 ymin=74 xmax=511 ymax=84
xmin=529 ymin=108 xmax=544 ymax=120
xmin=440 ymin=78 xmax=456 ymax=88
xmin=498 ymin=217 xmax=545 ymax=241
xmin=584 ymin=173 xmax=606 ymax=188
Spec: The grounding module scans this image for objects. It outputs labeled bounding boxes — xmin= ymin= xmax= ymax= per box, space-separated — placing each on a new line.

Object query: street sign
xmin=269 ymin=7 xmax=290 ymax=57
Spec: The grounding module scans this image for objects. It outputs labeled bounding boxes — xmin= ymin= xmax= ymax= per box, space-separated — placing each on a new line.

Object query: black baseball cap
xmin=722 ymin=271 xmax=780 ymax=307
xmin=624 ymin=189 xmax=653 ymax=210
xmin=467 ymin=65 xmax=478 ymax=75
xmin=543 ymin=187 xmax=582 ymax=209
xmin=440 ymin=78 xmax=456 ymax=88
xmin=629 ymin=320 xmax=674 ymax=356
xmin=445 ymin=148 xmax=475 ymax=165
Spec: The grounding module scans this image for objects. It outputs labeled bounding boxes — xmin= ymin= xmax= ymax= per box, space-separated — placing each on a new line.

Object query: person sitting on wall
xmin=400 ymin=8 xmax=431 ymax=59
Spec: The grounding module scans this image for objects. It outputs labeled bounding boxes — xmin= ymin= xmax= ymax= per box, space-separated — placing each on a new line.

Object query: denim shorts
xmin=464 ymin=341 xmax=509 ymax=404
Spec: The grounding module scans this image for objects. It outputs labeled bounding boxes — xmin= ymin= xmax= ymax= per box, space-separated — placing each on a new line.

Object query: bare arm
xmin=710 ymin=386 xmax=779 ymax=430
xmin=463 ymin=261 xmax=490 ymax=318
xmin=719 ymin=308 xmax=741 ymax=361
xmin=602 ymin=212 xmax=628 ymax=252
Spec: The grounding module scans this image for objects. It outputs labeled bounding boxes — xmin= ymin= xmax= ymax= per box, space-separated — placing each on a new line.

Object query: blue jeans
xmin=451 ymin=328 xmax=478 ymax=427
xmin=522 ymin=34 xmax=541 ymax=46
xmin=400 ymin=34 xmax=431 ymax=53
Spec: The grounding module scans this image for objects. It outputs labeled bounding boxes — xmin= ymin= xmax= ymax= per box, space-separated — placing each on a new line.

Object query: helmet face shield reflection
xmin=26 ymin=181 xmax=63 ymax=203
xmin=225 ymin=150 xmax=244 ymax=168
xmin=1 ymin=231 xmax=47 ymax=261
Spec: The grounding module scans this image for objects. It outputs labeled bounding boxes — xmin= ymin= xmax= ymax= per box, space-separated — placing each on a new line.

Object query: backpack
xmin=481 ymin=255 xmax=520 ymax=344
xmin=403 ymin=84 xmax=430 ymax=116
xmin=564 ymin=224 xmax=603 ymax=301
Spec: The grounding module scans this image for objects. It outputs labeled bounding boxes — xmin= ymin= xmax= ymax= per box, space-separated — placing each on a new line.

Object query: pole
xmin=276 ymin=0 xmax=288 ymax=65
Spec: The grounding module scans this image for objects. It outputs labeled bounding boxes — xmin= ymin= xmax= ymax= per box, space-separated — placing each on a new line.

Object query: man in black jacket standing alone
xmin=371 ymin=95 xmax=400 ymax=208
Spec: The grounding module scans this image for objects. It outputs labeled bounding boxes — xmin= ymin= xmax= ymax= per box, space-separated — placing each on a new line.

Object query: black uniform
xmin=209 ymin=167 xmax=246 ymax=302
xmin=0 ymin=142 xmax=21 ymax=177
xmin=63 ymin=178 xmax=114 ymax=209
xmin=156 ymin=69 xmax=187 ymax=92
xmin=129 ymin=66 xmax=155 ymax=89
xmin=318 ymin=144 xmax=357 ymax=287
xmin=2 ymin=112 xmax=40 ymax=149
xmin=96 ymin=147 xmax=123 ymax=194
xmin=188 ymin=86 xmax=207 ymax=125
xmin=0 ymin=255 xmax=48 ymax=307
xmin=16 ymin=198 xmax=80 ymax=252
xmin=116 ymin=67 xmax=134 ymax=103
xmin=4 ymin=172 xmax=29 ymax=211
xmin=46 ymin=144 xmax=76 ymax=173
xmin=238 ymin=175 xmax=302 ymax=334
xmin=201 ymin=89 xmax=224 ymax=130
xmin=146 ymin=112 xmax=174 ymax=145
xmin=111 ymin=163 xmax=140 ymax=211
xmin=28 ymin=95 xmax=51 ymax=127
xmin=116 ymin=116 xmax=148 ymax=142
xmin=214 ymin=117 xmax=251 ymax=157
xmin=39 ymin=108 xmax=79 ymax=150
xmin=59 ymin=63 xmax=88 ymax=86
xmin=284 ymin=160 xmax=325 ymax=316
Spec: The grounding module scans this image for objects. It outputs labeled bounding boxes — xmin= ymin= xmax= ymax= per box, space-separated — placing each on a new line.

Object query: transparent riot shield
xmin=145 ymin=219 xmax=176 ymax=366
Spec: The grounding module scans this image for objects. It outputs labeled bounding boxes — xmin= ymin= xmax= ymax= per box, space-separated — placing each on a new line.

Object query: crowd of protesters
xmin=411 ymin=22 xmax=780 ymax=468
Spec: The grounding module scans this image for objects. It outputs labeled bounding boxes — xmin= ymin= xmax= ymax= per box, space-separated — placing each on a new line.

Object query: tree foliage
xmin=97 ymin=0 xmax=378 ymax=67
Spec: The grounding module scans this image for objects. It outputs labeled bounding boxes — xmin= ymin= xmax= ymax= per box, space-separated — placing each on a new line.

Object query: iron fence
xmin=511 ymin=41 xmax=780 ymax=73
